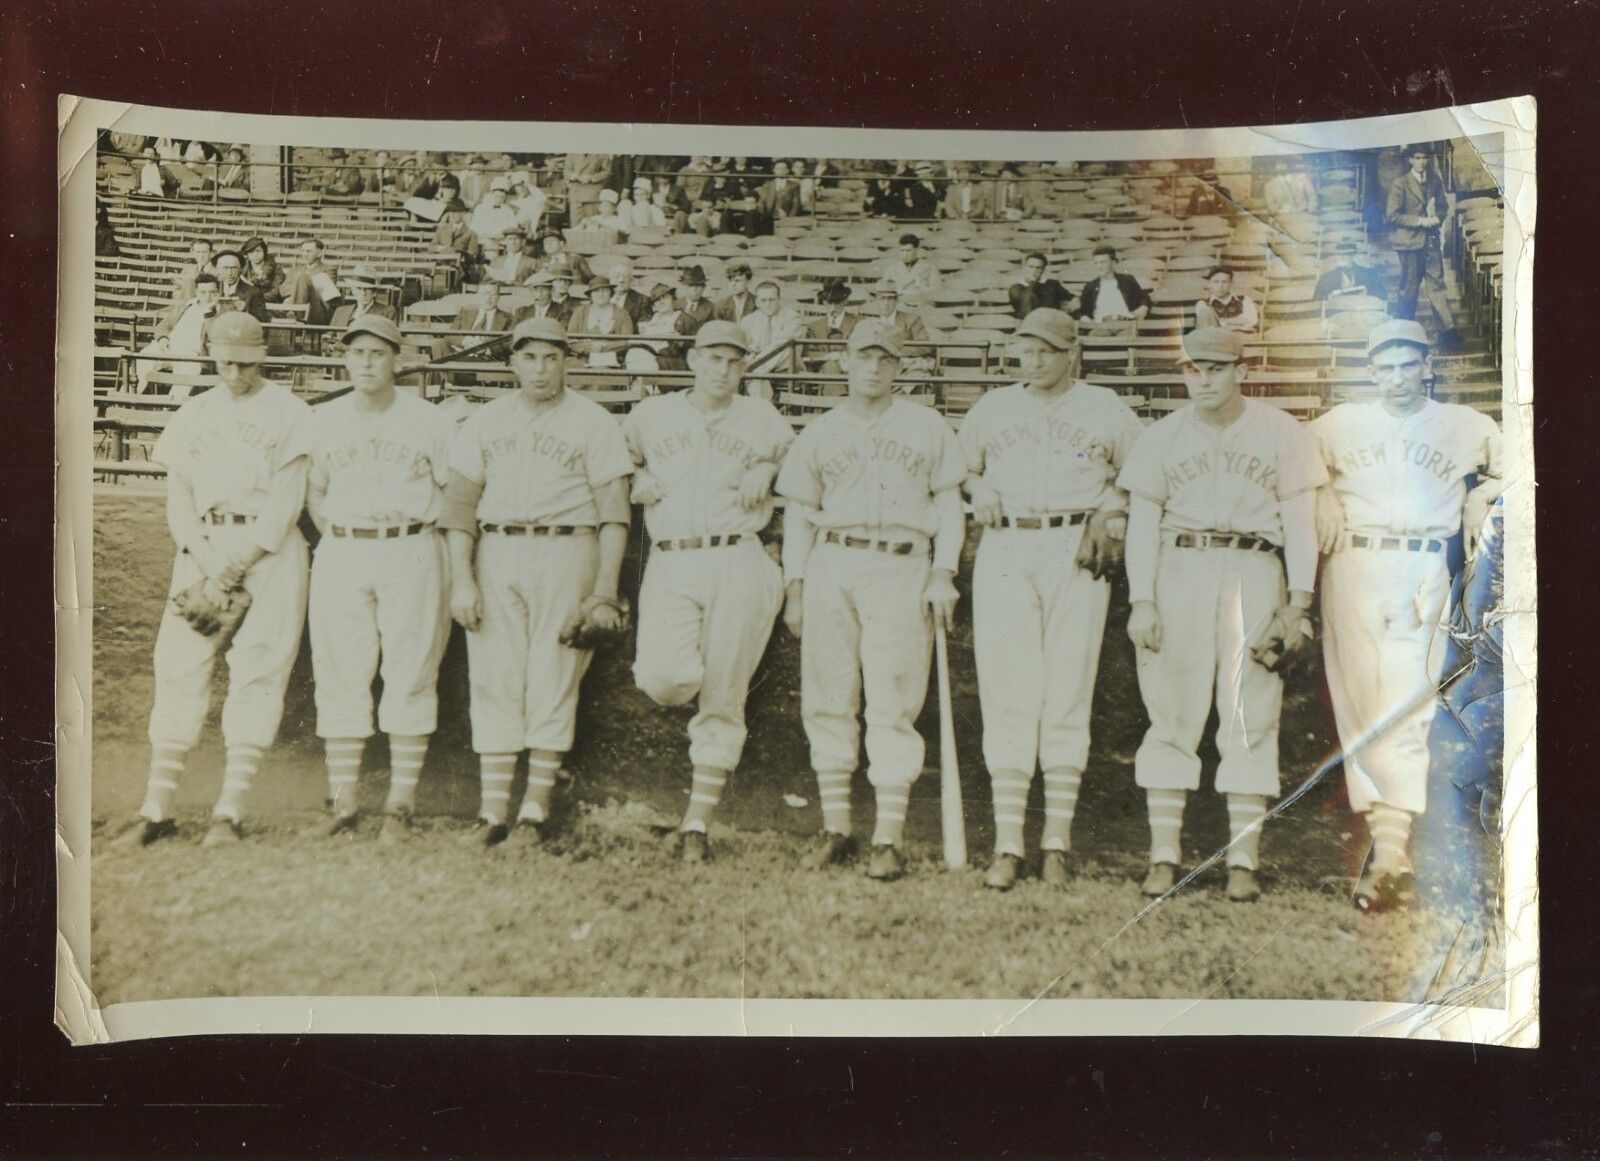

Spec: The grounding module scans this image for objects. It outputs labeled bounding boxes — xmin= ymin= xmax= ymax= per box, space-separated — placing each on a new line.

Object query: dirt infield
xmin=87 ymin=487 xmax=1502 ymax=1005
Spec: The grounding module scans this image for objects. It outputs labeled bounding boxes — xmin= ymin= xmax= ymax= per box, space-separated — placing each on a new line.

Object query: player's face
xmin=845 ymin=346 xmax=899 ymax=398
xmin=1013 ymin=335 xmax=1071 ymax=387
xmin=344 ymin=334 xmax=398 ymax=394
xmin=1182 ymin=359 xmax=1244 ymax=414
xmin=1369 ymin=344 xmax=1430 ymax=410
xmin=1208 ymin=272 xmax=1234 ymax=298
xmin=512 ymin=341 xmax=567 ymax=399
xmin=215 ymin=359 xmax=262 ymax=394
xmin=690 ymin=345 xmax=745 ymax=400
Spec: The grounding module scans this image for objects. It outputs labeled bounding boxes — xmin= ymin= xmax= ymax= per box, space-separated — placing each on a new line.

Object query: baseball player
xmin=1118 ymin=327 xmax=1326 ymax=902
xmin=1311 ymin=319 xmax=1503 ymax=912
xmin=441 ymin=316 xmax=633 ymax=848
xmin=622 ymin=321 xmax=792 ymax=862
xmin=959 ymin=309 xmax=1144 ymax=891
xmin=115 ymin=312 xmax=313 ymax=848
xmin=775 ymin=321 xmax=966 ymax=882
xmin=305 ymin=315 xmax=457 ymax=841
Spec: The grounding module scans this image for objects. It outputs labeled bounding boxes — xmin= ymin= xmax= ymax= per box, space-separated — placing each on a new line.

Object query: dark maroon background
xmin=3 ymin=2 xmax=1595 ymax=1156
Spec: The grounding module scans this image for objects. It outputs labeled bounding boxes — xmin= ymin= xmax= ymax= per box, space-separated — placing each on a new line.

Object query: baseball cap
xmin=693 ymin=320 xmax=753 ymax=353
xmin=1014 ymin=308 xmax=1078 ymax=351
xmin=1177 ymin=326 xmax=1245 ymax=366
xmin=1365 ymin=318 xmax=1431 ymax=359
xmin=343 ymin=314 xmax=404 ymax=351
xmin=847 ymin=320 xmax=903 ymax=357
xmin=208 ymin=311 xmax=268 ymax=363
xmin=510 ymin=316 xmax=568 ymax=351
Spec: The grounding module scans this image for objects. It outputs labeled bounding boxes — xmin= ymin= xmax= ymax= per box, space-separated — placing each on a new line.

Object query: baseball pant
xmin=147 ymin=526 xmax=309 ymax=751
xmin=1133 ymin=545 xmax=1286 ymax=796
xmin=309 ymin=531 xmax=452 ymax=739
xmin=800 ymin=542 xmax=932 ymax=788
xmin=972 ymin=524 xmax=1110 ymax=775
xmin=466 ymin=533 xmax=598 ymax=754
xmin=1321 ymin=545 xmax=1451 ymax=815
xmin=633 ymin=540 xmax=784 ymax=771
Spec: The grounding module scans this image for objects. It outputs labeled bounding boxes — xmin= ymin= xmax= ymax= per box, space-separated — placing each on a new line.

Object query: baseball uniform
xmin=623 ymin=391 xmax=791 ymax=782
xmin=307 ymin=389 xmax=457 ymax=820
xmin=776 ymin=395 xmax=967 ymax=849
xmin=1313 ymin=398 xmax=1501 ymax=817
xmin=140 ymin=375 xmax=313 ymax=829
xmin=960 ymin=379 xmax=1143 ymax=856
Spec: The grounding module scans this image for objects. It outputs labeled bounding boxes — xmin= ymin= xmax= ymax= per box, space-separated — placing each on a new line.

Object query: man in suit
xmin=738 ymin=280 xmax=807 ymax=388
xmin=1314 ymin=241 xmax=1386 ymax=302
xmin=756 ymin=160 xmax=803 ymax=226
xmin=1072 ymin=245 xmax=1151 ymax=336
xmin=284 ymin=237 xmax=340 ymax=327
xmin=1008 ymin=252 xmax=1073 ymax=318
xmin=1264 ymin=158 xmax=1318 ymax=218
xmin=139 ymin=273 xmax=223 ymax=393
xmin=905 ymin=163 xmax=942 ymax=218
xmin=481 ymin=228 xmax=539 ymax=286
xmin=881 ymin=234 xmax=940 ymax=305
xmin=453 ymin=280 xmax=513 ymax=341
xmin=513 ymin=272 xmax=562 ymax=325
xmin=940 ymin=165 xmax=994 ymax=220
xmin=865 ymin=280 xmax=932 ymax=356
xmin=714 ymin=262 xmax=759 ymax=324
xmin=607 ymin=260 xmax=652 ymax=326
xmin=674 ymin=265 xmax=715 ymax=338
xmin=1385 ymin=144 xmax=1457 ymax=340
xmin=993 ymin=163 xmax=1045 ymax=221
xmin=211 ymin=249 xmax=269 ymax=322
xmin=170 ymin=238 xmax=216 ymax=304
xmin=804 ymin=278 xmax=858 ymax=376
xmin=327 ymin=264 xmax=399 ymax=332
xmin=564 ymin=152 xmax=614 ymax=224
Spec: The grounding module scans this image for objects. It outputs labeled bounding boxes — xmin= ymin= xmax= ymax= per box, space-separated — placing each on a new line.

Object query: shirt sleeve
xmin=1474 ymin=412 xmax=1504 ymax=479
xmin=272 ymin=397 xmax=316 ymax=472
xmin=1275 ymin=415 xmax=1329 ymax=499
xmin=429 ymin=402 xmax=459 ymax=488
xmin=761 ymin=402 xmax=796 ymax=463
xmin=774 ymin=426 xmax=822 ymax=508
xmin=620 ymin=403 xmax=648 ymax=467
xmin=1115 ymin=424 xmax=1168 ymax=504
xmin=585 ymin=408 xmax=635 ymax=489
xmin=928 ymin=413 xmax=968 ymax=493
xmin=449 ymin=410 xmax=488 ymax=485
xmin=149 ymin=398 xmax=193 ymax=472
xmin=958 ymin=397 xmax=988 ymax=475
xmin=1106 ymin=394 xmax=1145 ymax=471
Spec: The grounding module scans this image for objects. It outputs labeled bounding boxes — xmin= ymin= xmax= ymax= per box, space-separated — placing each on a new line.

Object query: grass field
xmin=87 ymin=488 xmax=1505 ymax=1006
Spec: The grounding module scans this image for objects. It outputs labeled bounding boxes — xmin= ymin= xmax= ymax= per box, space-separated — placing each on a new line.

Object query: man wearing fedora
xmin=804 ymin=278 xmax=858 ymax=375
xmin=328 ymin=265 xmax=398 ymax=332
xmin=211 ymin=247 xmax=268 ymax=323
xmin=1314 ymin=240 xmax=1387 ymax=303
xmin=482 ymin=227 xmax=539 ymax=286
xmin=512 ymin=272 xmax=562 ymax=325
xmin=674 ymin=265 xmax=715 ymax=338
xmin=1386 ymin=143 xmax=1457 ymax=343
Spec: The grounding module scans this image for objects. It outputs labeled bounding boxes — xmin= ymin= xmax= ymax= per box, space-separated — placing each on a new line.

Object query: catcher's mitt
xmin=171 ymin=579 xmax=252 ymax=642
xmin=1248 ymin=605 xmax=1315 ymax=674
xmin=558 ymin=595 xmax=633 ymax=651
xmin=1074 ymin=510 xmax=1127 ymax=581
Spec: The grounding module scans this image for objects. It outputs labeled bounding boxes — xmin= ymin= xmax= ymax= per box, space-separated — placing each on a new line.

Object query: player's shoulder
xmin=1433 ymin=398 xmax=1500 ymax=435
xmin=259 ymin=379 xmax=314 ymax=421
xmin=1077 ymin=380 xmax=1139 ymax=416
xmin=1247 ymin=397 xmax=1306 ymax=437
xmin=964 ymin=382 xmax=1020 ymax=421
xmin=1139 ymin=404 xmax=1189 ymax=439
xmin=893 ymin=396 xmax=955 ymax=436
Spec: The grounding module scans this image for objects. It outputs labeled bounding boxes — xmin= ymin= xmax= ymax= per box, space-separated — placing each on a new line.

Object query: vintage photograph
xmin=57 ymin=100 xmax=1535 ymax=1041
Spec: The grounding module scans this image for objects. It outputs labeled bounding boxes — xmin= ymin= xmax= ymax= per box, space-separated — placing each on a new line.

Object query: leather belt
xmin=204 ymin=511 xmax=256 ymax=525
xmin=328 ymin=522 xmax=429 ymax=539
xmin=999 ymin=512 xmax=1091 ymax=529
xmin=480 ymin=522 xmax=596 ymax=537
xmin=822 ymin=530 xmax=917 ymax=556
xmin=654 ymin=534 xmax=749 ymax=552
xmin=1346 ymin=533 xmax=1445 ymax=554
xmin=1172 ymin=532 xmax=1279 ymax=553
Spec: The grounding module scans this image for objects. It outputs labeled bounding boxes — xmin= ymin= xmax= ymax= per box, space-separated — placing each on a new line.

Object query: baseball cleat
xmin=1353 ymin=866 xmax=1414 ymax=914
xmin=377 ymin=810 xmax=412 ymax=845
xmin=201 ymin=818 xmax=243 ymax=847
xmin=1226 ymin=866 xmax=1261 ymax=903
xmin=800 ymin=831 xmax=857 ymax=871
xmin=1141 ymin=861 xmax=1179 ymax=897
xmin=1040 ymin=849 xmax=1072 ymax=888
xmin=458 ymin=818 xmax=509 ymax=849
xmin=679 ymin=830 xmax=712 ymax=865
xmin=112 ymin=818 xmax=177 ymax=849
xmin=864 ymin=843 xmax=906 ymax=882
xmin=984 ymin=853 xmax=1023 ymax=892
xmin=509 ymin=817 xmax=545 ymax=847
xmin=326 ymin=812 xmax=360 ymax=837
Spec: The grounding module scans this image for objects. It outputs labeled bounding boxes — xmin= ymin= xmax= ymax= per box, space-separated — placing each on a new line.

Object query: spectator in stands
xmin=513 ymin=273 xmax=561 ymax=324
xmin=940 ymin=164 xmax=993 ymax=220
xmin=581 ymin=188 xmax=628 ymax=235
xmin=183 ymin=139 xmax=214 ymax=167
xmin=882 ymin=233 xmax=940 ymax=305
xmin=675 ymin=265 xmax=715 ymax=337
xmin=756 ymin=161 xmax=803 ymax=227
xmin=905 ymin=163 xmax=942 ymax=218
xmin=452 ymin=280 xmax=513 ymax=347
xmin=155 ymin=137 xmax=183 ymax=163
xmin=508 ymin=171 xmax=547 ymax=233
xmin=1183 ymin=170 xmax=1235 ymax=218
xmin=739 ymin=279 xmax=806 ymax=361
xmin=139 ymin=272 xmax=222 ymax=393
xmin=535 ymin=232 xmax=591 ymax=285
xmin=138 ymin=147 xmax=175 ymax=198
xmin=482 ymin=228 xmax=538 ymax=286
xmin=363 ymin=150 xmax=394 ymax=199
xmin=330 ymin=265 xmax=398 ymax=330
xmin=1314 ymin=240 xmax=1386 ymax=302
xmin=1264 ymin=158 xmax=1318 ymax=217
xmin=804 ymin=277 xmax=858 ymax=375
xmin=1386 ymin=144 xmax=1457 ymax=342
xmin=202 ymin=147 xmax=249 ymax=192
xmin=284 ymin=238 xmax=340 ymax=326
xmin=714 ymin=262 xmax=759 ymax=324
xmin=1008 ymin=252 xmax=1072 ymax=318
xmin=391 ymin=154 xmax=425 ymax=200
xmin=1193 ymin=266 xmax=1260 ymax=333
xmin=564 ymin=151 xmax=614 ymax=224
xmin=430 ymin=175 xmax=479 ymax=278
xmin=324 ymin=149 xmax=365 ymax=197
xmin=95 ymin=202 xmax=120 ymax=257
xmin=607 ymin=261 xmax=651 ymax=325
xmin=1072 ymin=244 xmax=1150 ymax=336
xmin=469 ymin=177 xmax=523 ymax=248
xmin=456 ymin=156 xmax=492 ymax=209
xmin=567 ymin=276 xmax=635 ymax=367
xmin=866 ymin=279 xmax=932 ymax=348
xmin=634 ymin=282 xmax=688 ymax=371
xmin=212 ymin=249 xmax=268 ymax=322
xmin=240 ymin=236 xmax=286 ymax=304
xmin=171 ymin=239 xmax=216 ymax=303
xmin=549 ymin=270 xmax=581 ymax=324
xmin=726 ymin=157 xmax=761 ymax=199
xmin=865 ymin=175 xmax=901 ymax=218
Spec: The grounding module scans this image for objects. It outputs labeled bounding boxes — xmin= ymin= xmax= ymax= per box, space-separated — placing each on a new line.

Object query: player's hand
xmin=1463 ymin=489 xmax=1493 ymax=558
xmin=783 ymin=580 xmax=804 ymax=638
xmin=737 ymin=464 xmax=774 ymax=511
xmin=923 ymin=569 xmax=959 ymax=632
xmin=1127 ymin=600 xmax=1162 ymax=652
xmin=1315 ymin=488 xmax=1345 ymax=555
xmin=199 ymin=576 xmax=232 ymax=609
xmin=631 ymin=470 xmax=665 ymax=506
xmin=451 ymin=576 xmax=483 ymax=632
xmin=583 ymin=593 xmax=625 ymax=632
xmin=967 ymin=479 xmax=1004 ymax=528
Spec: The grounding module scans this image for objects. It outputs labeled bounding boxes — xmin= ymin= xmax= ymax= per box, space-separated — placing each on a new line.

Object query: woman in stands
xmin=633 ymin=282 xmax=686 ymax=372
xmin=240 ymin=237 xmax=286 ymax=305
xmin=567 ymin=277 xmax=635 ymax=368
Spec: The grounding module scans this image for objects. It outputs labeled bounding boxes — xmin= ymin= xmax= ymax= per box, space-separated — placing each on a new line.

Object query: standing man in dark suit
xmin=1386 ymin=144 xmax=1456 ymax=341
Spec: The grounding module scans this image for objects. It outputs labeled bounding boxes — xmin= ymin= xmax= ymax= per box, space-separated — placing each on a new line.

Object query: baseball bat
xmin=934 ymin=621 xmax=967 ymax=869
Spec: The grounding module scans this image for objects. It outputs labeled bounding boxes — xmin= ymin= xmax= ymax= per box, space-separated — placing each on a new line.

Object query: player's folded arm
xmin=439 ymin=469 xmax=486 ymax=535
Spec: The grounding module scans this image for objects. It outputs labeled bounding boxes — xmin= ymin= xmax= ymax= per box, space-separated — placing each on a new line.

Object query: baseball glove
xmin=1248 ymin=605 xmax=1315 ymax=675
xmin=558 ymin=595 xmax=633 ymax=651
xmin=1074 ymin=510 xmax=1127 ymax=581
xmin=171 ymin=578 xmax=252 ymax=642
